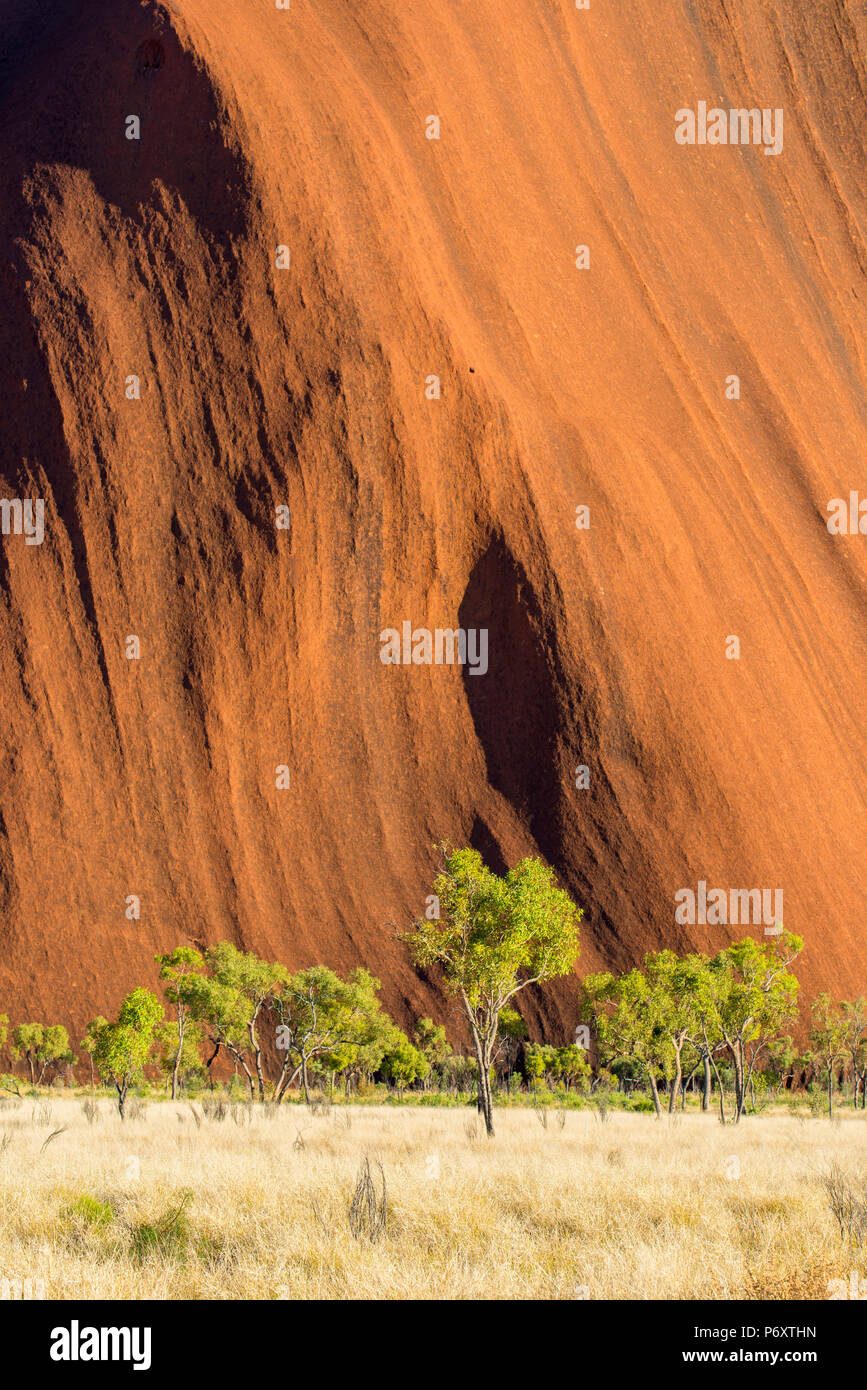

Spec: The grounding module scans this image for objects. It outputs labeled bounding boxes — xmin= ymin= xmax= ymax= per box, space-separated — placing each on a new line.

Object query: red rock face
xmin=0 ymin=0 xmax=865 ymax=1045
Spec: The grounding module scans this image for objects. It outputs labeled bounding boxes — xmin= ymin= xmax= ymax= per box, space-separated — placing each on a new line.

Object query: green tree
xmin=414 ymin=1018 xmax=452 ymax=1088
xmin=702 ymin=933 xmax=802 ymax=1124
xmin=274 ymin=966 xmax=391 ymax=1102
xmin=155 ymin=946 xmax=205 ymax=1100
xmin=841 ymin=998 xmax=867 ymax=1109
xmin=185 ymin=974 xmax=254 ymax=1095
xmin=381 ymin=1032 xmax=429 ymax=1096
xmin=584 ymin=968 xmax=669 ymax=1116
xmin=403 ymin=848 xmax=582 ymax=1135
xmin=807 ymin=993 xmax=848 ymax=1120
xmin=525 ymin=1042 xmax=558 ymax=1090
xmin=555 ymin=1043 xmax=592 ymax=1093
xmin=761 ymin=1033 xmax=798 ymax=1099
xmin=495 ymin=1008 xmax=527 ymax=1085
xmin=342 ymin=971 xmax=398 ymax=1093
xmin=205 ymin=943 xmax=288 ymax=1102
xmin=644 ymin=950 xmax=708 ymax=1113
xmin=154 ymin=1021 xmax=204 ymax=1093
xmin=11 ymin=1023 xmax=73 ymax=1086
xmin=80 ymin=1017 xmax=108 ymax=1089
xmin=11 ymin=1024 xmax=44 ymax=1085
xmin=91 ymin=989 xmax=163 ymax=1119
xmin=40 ymin=1026 xmax=75 ymax=1085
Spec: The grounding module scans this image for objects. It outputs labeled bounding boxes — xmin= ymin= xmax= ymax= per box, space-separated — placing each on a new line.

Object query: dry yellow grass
xmin=0 ymin=1098 xmax=862 ymax=1299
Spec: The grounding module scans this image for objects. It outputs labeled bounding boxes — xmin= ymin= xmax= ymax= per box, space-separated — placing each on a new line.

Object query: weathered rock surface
xmin=0 ymin=0 xmax=865 ymax=1043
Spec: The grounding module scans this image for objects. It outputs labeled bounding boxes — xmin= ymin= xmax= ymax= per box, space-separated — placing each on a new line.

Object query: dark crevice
xmin=459 ymin=533 xmax=567 ymax=867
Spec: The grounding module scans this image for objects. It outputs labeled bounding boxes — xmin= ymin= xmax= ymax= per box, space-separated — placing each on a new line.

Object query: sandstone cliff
xmin=0 ymin=0 xmax=865 ymax=1042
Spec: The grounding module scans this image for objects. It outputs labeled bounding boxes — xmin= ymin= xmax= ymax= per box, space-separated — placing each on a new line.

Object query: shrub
xmin=63 ymin=1195 xmax=115 ymax=1230
xmin=130 ymin=1191 xmax=194 ymax=1264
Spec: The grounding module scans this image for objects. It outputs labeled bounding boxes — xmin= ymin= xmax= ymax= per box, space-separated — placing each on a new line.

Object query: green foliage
xmin=91 ymin=989 xmax=163 ymax=1117
xmin=186 ymin=975 xmax=251 ymax=1055
xmin=497 ymin=1009 xmax=527 ymax=1041
xmin=808 ymin=994 xmax=848 ymax=1066
xmin=553 ymin=1044 xmax=592 ymax=1092
xmin=629 ymin=1092 xmax=656 ymax=1113
xmin=403 ymin=849 xmax=582 ymax=1009
xmin=80 ymin=1018 xmax=107 ymax=1057
xmin=414 ymin=1018 xmax=452 ymax=1070
xmin=11 ymin=1023 xmax=73 ymax=1084
xmin=8 ymin=914 xmax=828 ymax=1120
xmin=63 ymin=1195 xmax=115 ymax=1230
xmin=381 ymin=1032 xmax=429 ymax=1091
xmin=205 ymin=942 xmax=287 ymax=1009
xmin=707 ymin=934 xmax=802 ymax=1048
xmin=402 ymin=847 xmax=582 ymax=1134
xmin=154 ymin=1021 xmax=204 ymax=1086
xmin=277 ymin=965 xmax=396 ymax=1098
xmin=155 ymin=947 xmax=205 ymax=1001
xmin=196 ymin=943 xmax=289 ymax=1100
xmin=525 ymin=1043 xmax=556 ymax=1084
xmin=584 ymin=967 xmax=667 ymax=1083
xmin=130 ymin=1191 xmax=194 ymax=1264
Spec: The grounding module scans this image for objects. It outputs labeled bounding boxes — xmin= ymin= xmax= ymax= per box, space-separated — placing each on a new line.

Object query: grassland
xmin=0 ymin=1096 xmax=863 ymax=1299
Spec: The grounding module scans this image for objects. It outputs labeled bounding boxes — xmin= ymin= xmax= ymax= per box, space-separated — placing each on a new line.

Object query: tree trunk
xmin=668 ymin=1051 xmax=683 ymax=1114
xmin=702 ymin=1054 xmax=711 ymax=1112
xmin=205 ymin=1040 xmax=220 ymax=1089
xmin=228 ymin=1048 xmax=256 ymax=1101
xmin=708 ymin=1050 xmax=727 ymax=1125
xmin=732 ymin=1046 xmax=746 ymax=1123
xmin=471 ymin=1035 xmax=494 ymax=1136
xmin=479 ymin=1060 xmax=494 ymax=1135
xmin=249 ymin=1020 xmax=266 ymax=1103
xmin=171 ymin=1016 xmax=184 ymax=1101
xmin=274 ymin=1062 xmax=301 ymax=1104
xmin=301 ymin=1055 xmax=310 ymax=1104
xmin=646 ymin=1067 xmax=662 ymax=1118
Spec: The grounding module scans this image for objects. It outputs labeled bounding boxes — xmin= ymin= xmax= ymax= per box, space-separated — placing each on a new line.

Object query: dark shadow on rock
xmin=0 ymin=0 xmax=252 ymax=253
xmin=0 ymin=0 xmax=255 ymax=696
xmin=459 ymin=534 xmax=567 ymax=867
xmin=468 ymin=814 xmax=508 ymax=877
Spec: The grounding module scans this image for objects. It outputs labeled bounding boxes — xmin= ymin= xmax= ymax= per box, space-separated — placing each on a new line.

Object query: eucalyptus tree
xmin=584 ymin=967 xmax=670 ymax=1117
xmin=841 ymin=998 xmax=867 ymax=1108
xmin=274 ymin=965 xmax=392 ymax=1103
xmin=702 ymin=933 xmax=802 ymax=1123
xmin=91 ymin=989 xmax=163 ymax=1120
xmin=807 ymin=993 xmax=849 ymax=1119
xmin=204 ymin=943 xmax=289 ymax=1101
xmin=186 ymin=973 xmax=256 ymax=1097
xmin=403 ymin=848 xmax=582 ymax=1136
xmin=155 ymin=946 xmax=205 ymax=1099
xmin=643 ymin=950 xmax=708 ymax=1112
